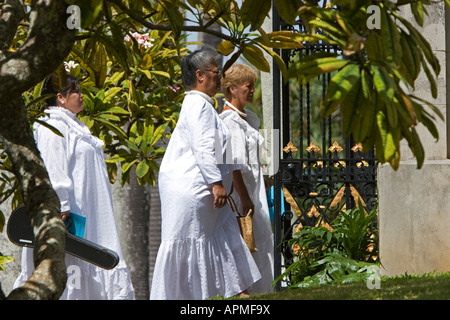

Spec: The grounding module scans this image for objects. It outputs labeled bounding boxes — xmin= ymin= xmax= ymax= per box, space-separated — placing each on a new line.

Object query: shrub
xmin=276 ymin=200 xmax=379 ymax=288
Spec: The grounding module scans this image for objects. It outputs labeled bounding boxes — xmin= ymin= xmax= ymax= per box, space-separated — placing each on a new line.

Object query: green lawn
xmin=245 ymin=272 xmax=450 ymax=300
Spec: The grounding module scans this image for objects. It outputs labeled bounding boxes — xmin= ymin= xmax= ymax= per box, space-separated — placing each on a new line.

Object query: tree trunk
xmin=0 ymin=97 xmax=66 ymax=300
xmin=0 ymin=0 xmax=75 ymax=299
xmin=112 ymin=170 xmax=150 ymax=300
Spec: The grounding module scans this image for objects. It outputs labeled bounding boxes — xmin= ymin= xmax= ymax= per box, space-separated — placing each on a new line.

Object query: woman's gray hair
xmin=181 ymin=46 xmax=219 ymax=90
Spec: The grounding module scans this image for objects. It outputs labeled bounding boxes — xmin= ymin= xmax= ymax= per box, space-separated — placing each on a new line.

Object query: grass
xmin=242 ymin=271 xmax=450 ymax=300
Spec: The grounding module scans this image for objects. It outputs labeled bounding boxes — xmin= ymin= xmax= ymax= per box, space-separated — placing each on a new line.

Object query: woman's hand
xmin=61 ymin=211 xmax=70 ymax=221
xmin=212 ymin=181 xmax=227 ymax=208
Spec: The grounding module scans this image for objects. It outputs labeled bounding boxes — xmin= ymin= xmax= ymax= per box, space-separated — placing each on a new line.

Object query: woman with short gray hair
xmin=150 ymin=46 xmax=261 ymax=300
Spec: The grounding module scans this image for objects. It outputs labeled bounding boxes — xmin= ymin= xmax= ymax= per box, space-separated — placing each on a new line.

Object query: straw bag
xmin=227 ymin=184 xmax=258 ymax=253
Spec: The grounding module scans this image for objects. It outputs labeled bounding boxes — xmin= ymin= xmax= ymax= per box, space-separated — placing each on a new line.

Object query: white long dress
xmin=220 ymin=108 xmax=274 ymax=294
xmin=150 ymin=91 xmax=261 ymax=300
xmin=14 ymin=107 xmax=135 ymax=300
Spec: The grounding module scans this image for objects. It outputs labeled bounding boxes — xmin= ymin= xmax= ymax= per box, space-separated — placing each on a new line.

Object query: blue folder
xmin=65 ymin=212 xmax=86 ymax=238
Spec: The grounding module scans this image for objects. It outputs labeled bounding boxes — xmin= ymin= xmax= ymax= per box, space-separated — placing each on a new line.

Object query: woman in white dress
xmin=220 ymin=64 xmax=274 ymax=293
xmin=14 ymin=75 xmax=135 ymax=300
xmin=150 ymin=47 xmax=261 ymax=300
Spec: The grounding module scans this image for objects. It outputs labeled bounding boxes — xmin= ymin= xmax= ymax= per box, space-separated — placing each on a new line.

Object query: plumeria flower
xmin=168 ymin=85 xmax=181 ymax=93
xmin=64 ymin=60 xmax=79 ymax=72
xmin=124 ymin=32 xmax=155 ymax=49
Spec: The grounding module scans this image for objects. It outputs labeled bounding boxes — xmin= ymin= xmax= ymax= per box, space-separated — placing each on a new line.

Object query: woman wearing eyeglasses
xmin=150 ymin=47 xmax=260 ymax=300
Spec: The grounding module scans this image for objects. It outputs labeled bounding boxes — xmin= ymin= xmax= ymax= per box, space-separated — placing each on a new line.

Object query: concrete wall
xmin=378 ymin=2 xmax=450 ymax=277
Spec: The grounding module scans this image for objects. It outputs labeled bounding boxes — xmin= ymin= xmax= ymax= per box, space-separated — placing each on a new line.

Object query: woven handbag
xmin=227 ymin=184 xmax=258 ymax=253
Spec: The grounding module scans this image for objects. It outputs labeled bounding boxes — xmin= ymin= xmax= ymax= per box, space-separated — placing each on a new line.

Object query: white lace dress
xmin=220 ymin=108 xmax=274 ymax=293
xmin=150 ymin=91 xmax=261 ymax=300
xmin=14 ymin=107 xmax=135 ymax=300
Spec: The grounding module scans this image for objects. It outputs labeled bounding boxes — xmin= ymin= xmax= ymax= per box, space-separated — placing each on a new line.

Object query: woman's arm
xmin=232 ymin=170 xmax=254 ymax=216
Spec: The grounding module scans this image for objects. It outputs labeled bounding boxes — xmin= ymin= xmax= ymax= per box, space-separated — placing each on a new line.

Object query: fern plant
xmin=277 ymin=200 xmax=379 ymax=288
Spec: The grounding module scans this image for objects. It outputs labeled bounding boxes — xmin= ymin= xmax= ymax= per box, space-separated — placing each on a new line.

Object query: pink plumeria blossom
xmin=125 ymin=32 xmax=154 ymax=49
xmin=168 ymin=85 xmax=181 ymax=92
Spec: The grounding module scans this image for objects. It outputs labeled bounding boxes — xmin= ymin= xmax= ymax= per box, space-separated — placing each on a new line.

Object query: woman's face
xmin=58 ymin=86 xmax=84 ymax=114
xmin=196 ymin=63 xmax=221 ymax=96
xmin=231 ymin=81 xmax=255 ymax=106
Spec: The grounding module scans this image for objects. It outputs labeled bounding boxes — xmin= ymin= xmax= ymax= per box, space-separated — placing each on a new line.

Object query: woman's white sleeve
xmin=34 ymin=123 xmax=73 ymax=212
xmin=223 ymin=118 xmax=250 ymax=173
xmin=188 ymin=103 xmax=223 ymax=184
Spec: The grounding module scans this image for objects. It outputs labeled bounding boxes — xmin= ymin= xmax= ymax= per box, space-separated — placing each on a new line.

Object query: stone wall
xmin=378 ymin=2 xmax=450 ymax=277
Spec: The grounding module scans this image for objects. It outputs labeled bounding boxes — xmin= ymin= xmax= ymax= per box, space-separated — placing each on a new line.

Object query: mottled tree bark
xmin=0 ymin=0 xmax=76 ymax=299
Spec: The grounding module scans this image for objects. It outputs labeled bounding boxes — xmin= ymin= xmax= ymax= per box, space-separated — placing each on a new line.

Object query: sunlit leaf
xmin=217 ymin=40 xmax=235 ymax=56
xmin=242 ymin=45 xmax=270 ymax=73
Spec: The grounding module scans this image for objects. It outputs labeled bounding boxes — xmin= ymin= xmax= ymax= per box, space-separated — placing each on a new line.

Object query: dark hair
xmin=181 ymin=46 xmax=219 ymax=90
xmin=41 ymin=74 xmax=79 ymax=106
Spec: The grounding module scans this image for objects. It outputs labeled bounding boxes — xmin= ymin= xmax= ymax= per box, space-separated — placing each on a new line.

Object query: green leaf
xmin=79 ymin=0 xmax=103 ymax=29
xmin=52 ymin=63 xmax=67 ymax=92
xmin=322 ymin=63 xmax=360 ymax=118
xmin=410 ymin=1 xmax=426 ymax=26
xmin=366 ymin=31 xmax=384 ymax=62
xmin=308 ymin=20 xmax=346 ymax=46
xmin=410 ymin=94 xmax=444 ymax=121
xmin=105 ymin=155 xmax=127 ymax=163
xmin=98 ymin=24 xmax=130 ymax=73
xmin=120 ymin=140 xmax=141 ymax=153
xmin=136 ymin=160 xmax=150 ymax=178
xmin=258 ymin=44 xmax=288 ymax=80
xmin=398 ymin=32 xmax=419 ymax=87
xmin=142 ymin=121 xmax=154 ymax=147
xmin=240 ymin=0 xmax=271 ymax=31
xmin=380 ymin=6 xmax=402 ymax=65
xmin=160 ymin=0 xmax=183 ymax=39
xmin=242 ymin=45 xmax=270 ymax=73
xmin=375 ymin=110 xmax=400 ymax=168
xmin=0 ymin=210 xmax=4 ymax=233
xmin=217 ymin=40 xmax=235 ymax=56
xmin=104 ymin=87 xmax=123 ymax=103
xmin=371 ymin=65 xmax=395 ymax=103
xmin=289 ymin=52 xmax=348 ymax=86
xmin=397 ymin=14 xmax=440 ymax=76
xmin=122 ymin=159 xmax=138 ymax=174
xmin=340 ymin=76 xmax=367 ymax=137
xmin=402 ymin=124 xmax=425 ymax=169
xmin=35 ymin=120 xmax=64 ymax=137
xmin=274 ymin=0 xmax=303 ymax=25
xmin=88 ymin=43 xmax=107 ymax=88
xmin=149 ymin=122 xmax=168 ymax=147
xmin=0 ymin=255 xmax=14 ymax=271
xmin=96 ymin=118 xmax=127 ymax=140
xmin=256 ymin=31 xmax=312 ymax=49
xmin=142 ymin=54 xmax=153 ymax=69
xmin=103 ymin=106 xmax=129 ymax=115
xmin=420 ymin=55 xmax=438 ymax=99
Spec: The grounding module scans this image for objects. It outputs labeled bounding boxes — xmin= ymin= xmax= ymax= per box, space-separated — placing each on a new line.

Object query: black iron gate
xmin=272 ymin=6 xmax=378 ymax=290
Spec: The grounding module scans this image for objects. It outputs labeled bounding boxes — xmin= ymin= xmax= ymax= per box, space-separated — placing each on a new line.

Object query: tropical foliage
xmin=285 ymin=0 xmax=447 ymax=170
xmin=276 ymin=200 xmax=379 ymax=288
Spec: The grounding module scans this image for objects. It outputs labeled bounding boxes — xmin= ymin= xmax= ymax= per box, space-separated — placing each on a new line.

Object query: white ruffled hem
xmin=13 ymin=249 xmax=135 ymax=300
xmin=150 ymin=216 xmax=261 ymax=300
